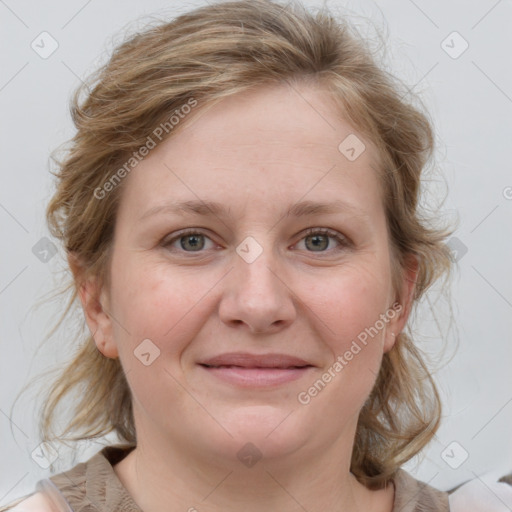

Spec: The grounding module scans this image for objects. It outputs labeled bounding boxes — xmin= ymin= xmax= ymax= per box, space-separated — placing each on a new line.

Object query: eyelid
xmin=301 ymin=227 xmax=348 ymax=241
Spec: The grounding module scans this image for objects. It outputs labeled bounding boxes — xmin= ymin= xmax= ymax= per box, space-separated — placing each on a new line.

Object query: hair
xmin=37 ymin=0 xmax=452 ymax=489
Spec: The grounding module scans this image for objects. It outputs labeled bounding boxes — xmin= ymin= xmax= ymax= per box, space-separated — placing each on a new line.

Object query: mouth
xmin=198 ymin=353 xmax=314 ymax=387
xmin=201 ymin=364 xmax=311 ymax=369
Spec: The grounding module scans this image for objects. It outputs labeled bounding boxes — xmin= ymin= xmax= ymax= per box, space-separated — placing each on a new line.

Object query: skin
xmin=76 ymin=81 xmax=417 ymax=512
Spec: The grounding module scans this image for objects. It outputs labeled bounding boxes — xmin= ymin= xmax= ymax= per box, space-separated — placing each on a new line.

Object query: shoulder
xmin=0 ymin=492 xmax=53 ymax=512
xmin=392 ymin=469 xmax=449 ymax=511
xmin=448 ymin=469 xmax=512 ymax=511
xmin=0 ymin=445 xmax=133 ymax=512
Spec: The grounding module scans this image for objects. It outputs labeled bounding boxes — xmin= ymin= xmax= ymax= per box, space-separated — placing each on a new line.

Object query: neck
xmin=113 ymin=423 xmax=393 ymax=512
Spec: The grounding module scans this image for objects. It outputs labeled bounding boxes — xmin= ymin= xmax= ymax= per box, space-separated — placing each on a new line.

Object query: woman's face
xmin=86 ymin=82 xmax=414 ymax=464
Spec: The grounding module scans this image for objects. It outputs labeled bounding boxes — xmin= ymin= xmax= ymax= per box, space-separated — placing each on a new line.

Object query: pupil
xmin=181 ymin=235 xmax=204 ymax=251
xmin=307 ymin=234 xmax=328 ymax=251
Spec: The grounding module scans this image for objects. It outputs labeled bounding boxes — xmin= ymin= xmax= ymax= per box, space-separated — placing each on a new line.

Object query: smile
xmin=199 ymin=365 xmax=314 ymax=387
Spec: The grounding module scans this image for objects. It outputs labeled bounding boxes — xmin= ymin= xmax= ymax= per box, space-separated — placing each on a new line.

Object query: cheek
xmin=307 ymin=263 xmax=392 ymax=348
xmin=106 ymin=259 xmax=213 ymax=416
xmin=108 ymin=256 xmax=218 ymax=359
xmin=296 ymin=263 xmax=393 ymax=406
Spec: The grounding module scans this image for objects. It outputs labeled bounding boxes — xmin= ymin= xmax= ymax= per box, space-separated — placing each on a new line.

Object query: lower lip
xmin=199 ymin=365 xmax=313 ymax=387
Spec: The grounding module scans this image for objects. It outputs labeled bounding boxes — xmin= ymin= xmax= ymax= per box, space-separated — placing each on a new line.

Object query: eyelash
xmin=161 ymin=227 xmax=350 ymax=255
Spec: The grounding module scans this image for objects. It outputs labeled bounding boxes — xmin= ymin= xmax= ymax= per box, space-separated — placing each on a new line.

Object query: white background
xmin=1 ymin=0 xmax=511 ymax=506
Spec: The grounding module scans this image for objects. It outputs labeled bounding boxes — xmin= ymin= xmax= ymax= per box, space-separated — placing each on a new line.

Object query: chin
xmin=207 ymin=404 xmax=312 ymax=462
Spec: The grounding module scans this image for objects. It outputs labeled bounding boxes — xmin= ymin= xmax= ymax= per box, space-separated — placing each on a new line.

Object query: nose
xmin=218 ymin=245 xmax=297 ymax=335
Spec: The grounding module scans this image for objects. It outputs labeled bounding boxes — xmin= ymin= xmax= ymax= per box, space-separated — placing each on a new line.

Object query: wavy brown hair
xmin=37 ymin=0 xmax=452 ymax=489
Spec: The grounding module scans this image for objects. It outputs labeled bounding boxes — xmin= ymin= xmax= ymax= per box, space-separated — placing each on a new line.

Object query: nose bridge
xmin=234 ymin=236 xmax=283 ymax=300
xmin=218 ymin=234 xmax=296 ymax=332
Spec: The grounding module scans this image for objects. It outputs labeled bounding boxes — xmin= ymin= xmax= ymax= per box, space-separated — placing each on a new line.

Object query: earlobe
xmin=383 ymin=330 xmax=397 ymax=353
xmin=79 ymin=278 xmax=118 ymax=359
xmin=384 ymin=254 xmax=419 ymax=353
xmin=68 ymin=253 xmax=118 ymax=359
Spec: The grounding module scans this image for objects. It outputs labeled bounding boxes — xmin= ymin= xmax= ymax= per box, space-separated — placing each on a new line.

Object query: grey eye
xmin=179 ymin=234 xmax=206 ymax=251
xmin=304 ymin=233 xmax=330 ymax=251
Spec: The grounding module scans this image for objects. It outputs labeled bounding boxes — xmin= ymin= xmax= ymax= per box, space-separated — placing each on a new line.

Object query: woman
xmin=2 ymin=1 xmax=510 ymax=511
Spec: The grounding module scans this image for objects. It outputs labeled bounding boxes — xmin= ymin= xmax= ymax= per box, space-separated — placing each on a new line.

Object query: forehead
xmin=118 ymin=82 xmax=384 ymax=220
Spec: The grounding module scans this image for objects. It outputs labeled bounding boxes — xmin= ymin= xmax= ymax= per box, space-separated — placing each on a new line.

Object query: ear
xmin=68 ymin=253 xmax=118 ymax=359
xmin=383 ymin=254 xmax=419 ymax=353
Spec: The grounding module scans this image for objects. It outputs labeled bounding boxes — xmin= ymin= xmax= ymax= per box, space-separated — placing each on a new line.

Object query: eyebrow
xmin=138 ymin=199 xmax=367 ymax=222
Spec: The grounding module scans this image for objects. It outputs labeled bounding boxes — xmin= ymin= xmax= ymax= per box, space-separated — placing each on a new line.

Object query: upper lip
xmin=199 ymin=352 xmax=313 ymax=368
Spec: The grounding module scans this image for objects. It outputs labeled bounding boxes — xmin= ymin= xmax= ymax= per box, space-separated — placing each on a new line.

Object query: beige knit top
xmin=2 ymin=444 xmax=451 ymax=512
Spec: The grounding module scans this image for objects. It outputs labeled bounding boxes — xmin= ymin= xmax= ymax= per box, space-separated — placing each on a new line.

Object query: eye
xmin=295 ymin=228 xmax=349 ymax=253
xmin=161 ymin=227 xmax=350 ymax=255
xmin=162 ymin=229 xmax=216 ymax=253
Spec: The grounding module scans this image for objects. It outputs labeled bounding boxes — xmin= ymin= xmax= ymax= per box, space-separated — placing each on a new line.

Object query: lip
xmin=200 ymin=352 xmax=312 ymax=369
xmin=198 ymin=352 xmax=314 ymax=388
